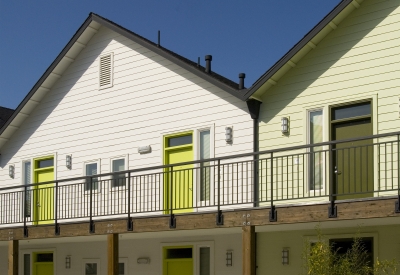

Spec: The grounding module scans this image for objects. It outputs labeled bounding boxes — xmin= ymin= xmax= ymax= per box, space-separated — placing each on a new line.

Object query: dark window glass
xmin=200 ymin=247 xmax=211 ymax=275
xmin=36 ymin=253 xmax=53 ymax=262
xmin=24 ymin=254 xmax=30 ymax=275
xmin=85 ymin=263 xmax=97 ymax=275
xmin=330 ymin=237 xmax=373 ymax=268
xmin=37 ymin=159 xmax=54 ymax=168
xmin=168 ymin=135 xmax=192 ymax=147
xmin=112 ymin=159 xmax=126 ymax=188
xmin=85 ymin=163 xmax=99 ymax=191
xmin=166 ymin=248 xmax=192 ymax=259
xmin=332 ymin=102 xmax=371 ymax=121
xmin=118 ymin=263 xmax=125 ymax=275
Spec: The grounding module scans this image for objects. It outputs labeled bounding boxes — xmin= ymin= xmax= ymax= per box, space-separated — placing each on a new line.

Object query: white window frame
xmin=83 ymin=159 xmax=101 ymax=193
xmin=98 ymin=52 xmax=114 ymax=90
xmin=82 ymin=259 xmax=101 ymax=275
xmin=195 ymin=127 xmax=215 ymax=207
xmin=110 ymin=155 xmax=128 ymax=190
xmin=306 ymin=108 xmax=326 ymax=194
xmin=21 ymin=160 xmax=32 ymax=218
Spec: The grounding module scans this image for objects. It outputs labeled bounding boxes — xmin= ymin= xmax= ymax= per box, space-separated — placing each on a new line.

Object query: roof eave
xmin=243 ymin=0 xmax=356 ymax=100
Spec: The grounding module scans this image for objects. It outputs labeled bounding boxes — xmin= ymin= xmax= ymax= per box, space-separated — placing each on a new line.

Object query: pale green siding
xmin=256 ymin=224 xmax=400 ymax=275
xmin=257 ymin=0 xmax=400 ymax=205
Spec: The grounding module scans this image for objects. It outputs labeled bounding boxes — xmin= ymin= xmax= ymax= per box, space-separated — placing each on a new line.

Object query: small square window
xmin=83 ymin=259 xmax=100 ymax=275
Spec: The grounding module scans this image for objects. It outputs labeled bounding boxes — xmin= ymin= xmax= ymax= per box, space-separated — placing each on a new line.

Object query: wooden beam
xmin=108 ymin=234 xmax=119 ymax=275
xmin=242 ymin=226 xmax=255 ymax=275
xmin=8 ymin=240 xmax=18 ymax=275
xmin=0 ymin=198 xmax=398 ymax=241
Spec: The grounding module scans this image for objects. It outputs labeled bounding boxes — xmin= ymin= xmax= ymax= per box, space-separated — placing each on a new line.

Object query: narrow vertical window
xmin=112 ymin=159 xmax=126 ymax=188
xmin=99 ymin=53 xmax=113 ymax=89
xmin=309 ymin=110 xmax=323 ymax=190
xmin=200 ymin=130 xmax=210 ymax=201
xmin=200 ymin=247 xmax=211 ymax=275
xmin=23 ymin=161 xmax=31 ymax=217
xmin=24 ymin=254 xmax=30 ymax=275
xmin=85 ymin=163 xmax=99 ymax=191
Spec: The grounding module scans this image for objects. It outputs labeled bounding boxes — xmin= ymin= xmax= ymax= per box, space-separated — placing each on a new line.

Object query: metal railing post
xmin=216 ymin=159 xmax=223 ymax=225
xmin=169 ymin=167 xmax=176 ymax=228
xmin=127 ymin=172 xmax=133 ymax=230
xmin=269 ymin=152 xmax=277 ymax=222
xmin=396 ymin=135 xmax=400 ymax=213
xmin=89 ymin=176 xmax=95 ymax=233
xmin=23 ymin=185 xmax=28 ymax=237
xmin=55 ymin=181 xmax=60 ymax=235
xmin=328 ymin=144 xmax=337 ymax=218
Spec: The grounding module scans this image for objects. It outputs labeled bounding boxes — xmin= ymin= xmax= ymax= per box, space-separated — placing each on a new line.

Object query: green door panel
xmin=166 ymin=261 xmax=193 ymax=275
xmin=164 ymin=132 xmax=194 ymax=213
xmin=165 ymin=147 xmax=193 ymax=213
xmin=34 ymin=157 xmax=54 ymax=225
xmin=333 ymin=119 xmax=373 ymax=199
xmin=33 ymin=263 xmax=53 ymax=275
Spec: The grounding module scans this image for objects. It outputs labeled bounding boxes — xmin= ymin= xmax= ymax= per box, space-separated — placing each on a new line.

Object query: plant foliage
xmin=301 ymin=227 xmax=398 ymax=275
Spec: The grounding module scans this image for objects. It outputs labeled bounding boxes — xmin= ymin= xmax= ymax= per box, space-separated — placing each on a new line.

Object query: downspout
xmin=246 ymin=99 xmax=262 ymax=207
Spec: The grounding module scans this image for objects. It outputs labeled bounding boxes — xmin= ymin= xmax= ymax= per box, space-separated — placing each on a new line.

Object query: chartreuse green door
xmin=331 ymin=102 xmax=373 ymax=200
xmin=164 ymin=132 xmax=193 ymax=213
xmin=163 ymin=246 xmax=193 ymax=275
xmin=33 ymin=252 xmax=54 ymax=275
xmin=33 ymin=156 xmax=54 ymax=224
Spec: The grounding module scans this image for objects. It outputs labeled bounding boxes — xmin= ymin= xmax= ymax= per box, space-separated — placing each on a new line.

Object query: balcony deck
xmin=1 ymin=131 xmax=400 ymax=240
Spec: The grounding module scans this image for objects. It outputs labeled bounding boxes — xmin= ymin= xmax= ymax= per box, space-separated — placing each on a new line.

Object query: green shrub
xmin=301 ymin=227 xmax=398 ymax=275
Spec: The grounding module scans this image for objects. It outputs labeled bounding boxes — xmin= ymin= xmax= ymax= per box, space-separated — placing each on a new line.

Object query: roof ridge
xmin=91 ymin=13 xmax=241 ymax=91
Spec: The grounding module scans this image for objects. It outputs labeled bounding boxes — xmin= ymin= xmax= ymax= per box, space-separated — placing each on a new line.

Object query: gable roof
xmin=0 ymin=107 xmax=14 ymax=129
xmin=0 ymin=13 xmax=245 ymax=149
xmin=243 ymin=0 xmax=362 ymax=100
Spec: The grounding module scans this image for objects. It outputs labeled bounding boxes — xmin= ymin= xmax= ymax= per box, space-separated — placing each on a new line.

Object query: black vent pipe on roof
xmin=205 ymin=55 xmax=212 ymax=73
xmin=157 ymin=30 xmax=160 ymax=47
xmin=239 ymin=73 xmax=246 ymax=89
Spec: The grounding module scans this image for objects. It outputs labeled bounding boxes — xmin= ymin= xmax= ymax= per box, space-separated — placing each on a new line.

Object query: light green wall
xmin=257 ymin=0 xmax=400 ymax=204
xmin=259 ymin=0 xmax=400 ymax=149
xmin=256 ymin=224 xmax=400 ymax=275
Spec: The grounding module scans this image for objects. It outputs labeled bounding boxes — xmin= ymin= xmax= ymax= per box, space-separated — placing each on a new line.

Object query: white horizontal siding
xmin=0 ymin=25 xmax=253 ymax=191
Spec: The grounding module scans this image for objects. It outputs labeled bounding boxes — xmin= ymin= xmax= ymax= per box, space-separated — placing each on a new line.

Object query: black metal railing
xmin=1 ymin=132 xmax=399 ymax=228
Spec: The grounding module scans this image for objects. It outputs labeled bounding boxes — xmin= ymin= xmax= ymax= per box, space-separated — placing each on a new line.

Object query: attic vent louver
xmin=99 ymin=53 xmax=113 ymax=89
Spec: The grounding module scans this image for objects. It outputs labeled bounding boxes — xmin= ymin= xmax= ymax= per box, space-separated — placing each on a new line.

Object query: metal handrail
xmin=1 ymin=130 xmax=399 ymax=191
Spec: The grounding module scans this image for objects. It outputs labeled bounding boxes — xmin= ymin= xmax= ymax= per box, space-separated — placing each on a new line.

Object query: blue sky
xmin=0 ymin=0 xmax=341 ymax=109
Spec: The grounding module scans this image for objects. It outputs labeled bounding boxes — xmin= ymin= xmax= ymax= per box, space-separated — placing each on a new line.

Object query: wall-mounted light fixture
xmin=9 ymin=165 xmax=15 ymax=178
xmin=138 ymin=145 xmax=151 ymax=154
xmin=225 ymin=127 xmax=233 ymax=143
xmin=226 ymin=250 xmax=233 ymax=266
xmin=66 ymin=155 xmax=72 ymax=170
xmin=65 ymin=255 xmax=71 ymax=269
xmin=137 ymin=257 xmax=150 ymax=264
xmin=282 ymin=248 xmax=289 ymax=265
xmin=281 ymin=117 xmax=289 ymax=134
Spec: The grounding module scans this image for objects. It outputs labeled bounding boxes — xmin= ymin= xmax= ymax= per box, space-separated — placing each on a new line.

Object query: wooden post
xmin=242 ymin=226 xmax=255 ymax=275
xmin=107 ymin=234 xmax=119 ymax=275
xmin=8 ymin=240 xmax=18 ymax=275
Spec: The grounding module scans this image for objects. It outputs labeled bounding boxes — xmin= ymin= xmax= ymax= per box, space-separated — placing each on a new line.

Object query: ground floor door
xmin=33 ymin=156 xmax=54 ymax=224
xmin=164 ymin=132 xmax=194 ymax=213
xmin=331 ymin=102 xmax=373 ymax=200
xmin=163 ymin=246 xmax=193 ymax=275
xmin=33 ymin=252 xmax=54 ymax=275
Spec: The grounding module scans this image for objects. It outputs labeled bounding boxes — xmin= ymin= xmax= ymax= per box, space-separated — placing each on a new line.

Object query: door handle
xmin=334 ymin=166 xmax=341 ymax=175
xmin=36 ymin=202 xmax=41 ymax=207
